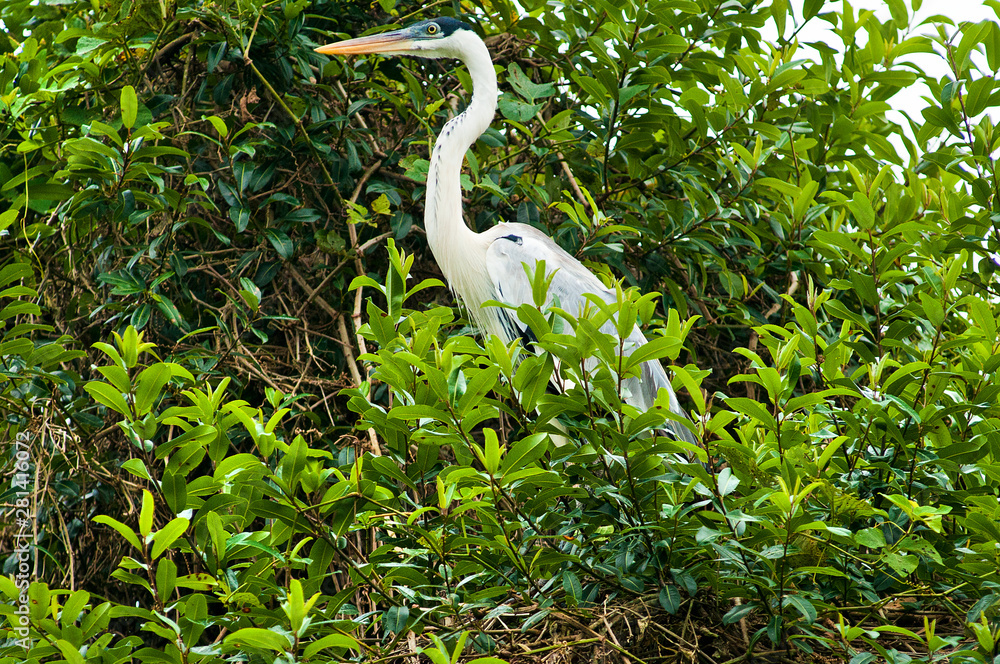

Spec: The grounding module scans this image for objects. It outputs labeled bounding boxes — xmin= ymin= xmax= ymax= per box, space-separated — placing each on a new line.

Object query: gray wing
xmin=483 ymin=224 xmax=697 ymax=445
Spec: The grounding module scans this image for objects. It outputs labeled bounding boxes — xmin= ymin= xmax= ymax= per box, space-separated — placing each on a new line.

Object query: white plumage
xmin=317 ymin=18 xmax=697 ymax=445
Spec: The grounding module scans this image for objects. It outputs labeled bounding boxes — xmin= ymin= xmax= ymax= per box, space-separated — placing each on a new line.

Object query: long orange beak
xmin=315 ymin=29 xmax=415 ymax=56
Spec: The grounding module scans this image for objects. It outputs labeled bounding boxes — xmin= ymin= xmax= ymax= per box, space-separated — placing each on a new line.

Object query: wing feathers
xmin=483 ymin=224 xmax=697 ymax=444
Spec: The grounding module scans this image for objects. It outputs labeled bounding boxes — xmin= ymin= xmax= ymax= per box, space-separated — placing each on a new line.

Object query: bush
xmin=2 ymin=0 xmax=999 ymax=661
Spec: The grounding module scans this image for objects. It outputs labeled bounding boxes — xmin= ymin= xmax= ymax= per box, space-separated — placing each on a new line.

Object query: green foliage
xmin=3 ymin=0 xmax=1000 ymax=661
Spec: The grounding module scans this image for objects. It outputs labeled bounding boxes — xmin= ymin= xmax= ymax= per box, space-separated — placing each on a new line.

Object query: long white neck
xmin=423 ymin=32 xmax=497 ymax=290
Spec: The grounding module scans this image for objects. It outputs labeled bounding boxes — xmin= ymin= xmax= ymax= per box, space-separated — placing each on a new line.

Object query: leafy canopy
xmin=2 ymin=0 xmax=1000 ymax=661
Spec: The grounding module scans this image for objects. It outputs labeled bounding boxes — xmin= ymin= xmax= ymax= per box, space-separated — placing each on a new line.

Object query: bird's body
xmin=317 ymin=18 xmax=696 ymax=444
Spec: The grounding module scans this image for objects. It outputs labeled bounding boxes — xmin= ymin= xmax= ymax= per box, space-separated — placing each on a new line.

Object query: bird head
xmin=315 ymin=17 xmax=477 ymax=60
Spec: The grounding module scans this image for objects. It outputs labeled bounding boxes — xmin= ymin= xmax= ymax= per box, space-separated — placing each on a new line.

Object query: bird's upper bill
xmin=315 ymin=28 xmax=415 ymax=56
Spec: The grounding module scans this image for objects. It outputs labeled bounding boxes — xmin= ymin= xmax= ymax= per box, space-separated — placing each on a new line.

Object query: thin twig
xmin=559 ymin=152 xmax=589 ymax=210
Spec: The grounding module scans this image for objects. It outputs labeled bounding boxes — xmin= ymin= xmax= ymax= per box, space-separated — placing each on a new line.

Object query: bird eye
xmin=426 ymin=23 xmax=439 ymax=35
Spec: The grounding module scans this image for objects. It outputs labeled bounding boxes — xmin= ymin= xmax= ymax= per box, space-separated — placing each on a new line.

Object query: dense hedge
xmin=2 ymin=0 xmax=1000 ymax=662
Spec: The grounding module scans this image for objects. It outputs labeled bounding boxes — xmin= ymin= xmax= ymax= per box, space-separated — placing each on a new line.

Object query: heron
xmin=316 ymin=17 xmax=697 ymax=445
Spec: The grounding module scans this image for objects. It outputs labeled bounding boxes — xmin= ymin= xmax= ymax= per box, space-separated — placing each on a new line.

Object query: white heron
xmin=316 ymin=17 xmax=697 ymax=445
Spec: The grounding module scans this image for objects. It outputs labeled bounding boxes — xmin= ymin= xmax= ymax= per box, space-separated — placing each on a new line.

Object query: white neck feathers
xmin=422 ymin=31 xmax=497 ymax=294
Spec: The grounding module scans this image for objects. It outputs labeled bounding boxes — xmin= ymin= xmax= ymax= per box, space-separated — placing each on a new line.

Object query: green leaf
xmin=135 ymin=363 xmax=171 ymax=416
xmin=369 ymin=456 xmax=417 ymax=491
xmin=849 ymin=270 xmax=877 ymax=306
xmin=389 ymin=404 xmax=450 ymax=422
xmin=989 ymin=21 xmax=1000 ymax=71
xmin=60 ymin=590 xmax=90 ymax=628
xmin=204 ymin=115 xmax=228 ymax=137
xmin=224 ymin=627 xmax=292 ymax=651
xmin=823 ymin=299 xmax=871 ymax=332
xmin=66 ymin=136 xmax=121 ymax=162
xmin=507 ymin=63 xmax=556 ymax=101
xmin=884 ymin=552 xmax=919 ymax=575
xmin=723 ymin=602 xmax=757 ymax=624
xmin=303 ymin=633 xmax=362 ymax=657
xmin=810 ymin=230 xmax=865 ymax=261
xmin=562 ymin=571 xmax=582 ymax=603
xmin=783 ymin=595 xmax=817 ymax=624
xmin=723 ymin=397 xmax=777 ymax=429
xmin=0 ymin=209 xmax=17 ymax=233
xmin=816 ymin=436 xmax=846 ymax=471
xmin=139 ymin=489 xmax=154 ymax=537
xmin=500 ymin=433 xmax=547 ymax=476
xmin=384 ymin=605 xmax=409 ymax=634
xmin=956 ymin=21 xmax=991 ymax=69
xmin=121 ymin=85 xmax=137 ymax=129
xmin=93 ymin=515 xmax=142 ymax=551
xmin=918 ymin=291 xmax=945 ymax=327
xmin=121 ymin=458 xmax=152 ymax=482
xmin=885 ymin=0 xmax=907 ymax=25
xmin=965 ymin=77 xmax=995 ymax=117
xmin=97 ymin=365 xmax=131 ymax=393
xmin=659 ymin=586 xmax=681 ymax=614
xmin=848 ymin=192 xmax=875 ymax=229
xmin=498 ymin=94 xmax=542 ymax=122
xmin=151 ymin=517 xmax=190 ymax=559
xmin=625 ymin=334 xmax=682 ymax=371
xmin=230 ymin=206 xmax=250 ymax=232
xmin=279 ymin=436 xmax=307 ymax=490
xmin=156 ymin=559 xmax=177 ymax=603
xmin=483 ymin=428 xmax=501 ymax=475
xmin=84 ymin=381 xmax=132 ymax=418
xmin=55 ymin=640 xmax=86 ymax=664
xmin=161 ymin=471 xmax=188 ymax=513
xmin=156 ymin=295 xmax=184 ymax=327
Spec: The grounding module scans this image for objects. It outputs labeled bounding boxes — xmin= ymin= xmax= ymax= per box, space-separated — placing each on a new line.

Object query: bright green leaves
xmin=227 ymin=593 xmax=361 ymax=659
xmin=0 ymin=583 xmax=113 ymax=660
xmin=81 ymin=319 xmax=367 ymax=656
xmin=84 ymin=326 xmax=193 ymax=426
xmin=93 ymin=490 xmax=189 ymax=560
xmin=955 ymin=20 xmax=994 ymax=71
xmin=224 ymin=628 xmax=293 ymax=653
xmin=344 ymin=239 xmax=710 ymax=618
